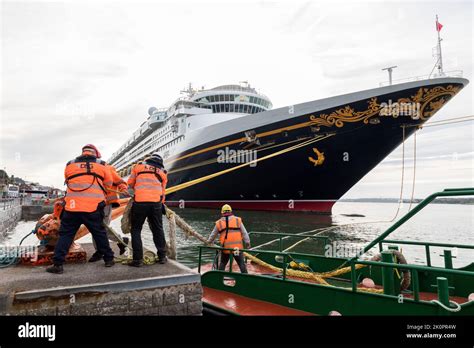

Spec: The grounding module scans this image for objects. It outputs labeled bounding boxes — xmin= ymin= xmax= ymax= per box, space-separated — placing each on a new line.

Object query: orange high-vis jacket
xmin=105 ymin=165 xmax=126 ymax=207
xmin=64 ymin=156 xmax=113 ymax=212
xmin=216 ymin=215 xmax=244 ymax=254
xmin=127 ymin=162 xmax=167 ymax=203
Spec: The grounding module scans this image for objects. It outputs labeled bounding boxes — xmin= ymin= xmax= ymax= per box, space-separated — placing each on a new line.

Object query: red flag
xmin=436 ymin=20 xmax=443 ymax=32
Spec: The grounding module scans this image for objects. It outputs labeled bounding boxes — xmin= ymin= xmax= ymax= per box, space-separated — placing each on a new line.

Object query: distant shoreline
xmin=339 ymin=198 xmax=474 ymax=205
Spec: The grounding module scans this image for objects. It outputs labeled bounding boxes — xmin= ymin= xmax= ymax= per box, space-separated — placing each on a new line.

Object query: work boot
xmin=128 ymin=259 xmax=143 ymax=267
xmin=46 ymin=264 xmax=63 ymax=274
xmin=104 ymin=260 xmax=115 ymax=267
xmin=117 ymin=237 xmax=129 ymax=255
xmin=157 ymin=256 xmax=168 ymax=265
xmin=88 ymin=251 xmax=103 ymax=263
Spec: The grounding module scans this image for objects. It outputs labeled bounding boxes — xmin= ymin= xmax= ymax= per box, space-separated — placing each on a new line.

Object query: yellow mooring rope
xmin=243 ymin=252 xmax=383 ymax=294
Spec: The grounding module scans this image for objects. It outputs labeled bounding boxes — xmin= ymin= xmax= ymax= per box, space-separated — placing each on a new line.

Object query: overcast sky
xmin=1 ymin=0 xmax=472 ymax=199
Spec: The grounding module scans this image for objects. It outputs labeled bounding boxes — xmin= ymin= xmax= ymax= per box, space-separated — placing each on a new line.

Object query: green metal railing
xmin=197 ymin=245 xmax=474 ymax=305
xmin=248 ymin=231 xmax=329 ymax=252
xmin=347 ymin=256 xmax=474 ymax=302
xmin=354 ymin=187 xmax=474 ymax=261
xmin=379 ymin=240 xmax=474 ymax=267
xmin=198 ymin=188 xmax=474 ymax=308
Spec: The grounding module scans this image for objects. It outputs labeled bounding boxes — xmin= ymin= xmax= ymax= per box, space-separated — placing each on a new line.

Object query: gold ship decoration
xmin=308 ymin=148 xmax=325 ymax=166
xmin=306 ymin=85 xmax=460 ymax=165
xmin=308 ymin=85 xmax=461 ymax=129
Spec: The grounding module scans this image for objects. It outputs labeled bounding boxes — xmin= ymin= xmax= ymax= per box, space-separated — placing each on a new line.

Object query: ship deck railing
xmin=379 ymin=239 xmax=474 ymax=268
xmin=198 ymin=187 xmax=474 ymax=304
xmin=197 ymin=244 xmax=474 ymax=304
xmin=379 ymin=70 xmax=463 ymax=87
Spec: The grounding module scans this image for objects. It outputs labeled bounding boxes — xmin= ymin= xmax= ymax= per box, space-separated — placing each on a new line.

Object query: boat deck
xmin=200 ymin=261 xmax=470 ymax=315
xmin=203 ymin=287 xmax=314 ymax=315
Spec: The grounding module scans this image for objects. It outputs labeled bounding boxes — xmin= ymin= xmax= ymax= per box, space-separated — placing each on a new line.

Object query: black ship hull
xmin=164 ymin=79 xmax=467 ymax=213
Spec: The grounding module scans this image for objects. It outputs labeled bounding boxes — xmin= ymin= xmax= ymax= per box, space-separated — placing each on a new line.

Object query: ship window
xmin=224 ymin=94 xmax=229 ymax=102
xmin=238 ymin=104 xmax=244 ymax=113
xmin=229 ymin=104 xmax=235 ymax=112
xmin=209 ymin=96 xmax=215 ymax=103
xmin=224 ymin=104 xmax=230 ymax=112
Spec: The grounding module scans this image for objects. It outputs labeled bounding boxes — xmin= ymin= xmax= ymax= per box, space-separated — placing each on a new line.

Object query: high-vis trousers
xmin=130 ymin=201 xmax=167 ymax=261
xmin=53 ymin=209 xmax=114 ymax=265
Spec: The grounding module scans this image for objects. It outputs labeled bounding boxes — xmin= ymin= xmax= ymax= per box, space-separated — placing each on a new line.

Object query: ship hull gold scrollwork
xmin=308 ymin=148 xmax=325 ymax=166
xmin=308 ymin=85 xmax=461 ymax=129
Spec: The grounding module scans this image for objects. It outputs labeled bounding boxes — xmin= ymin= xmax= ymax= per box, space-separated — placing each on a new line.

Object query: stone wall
xmin=0 ymin=205 xmax=22 ymax=238
xmin=21 ymin=205 xmax=53 ymax=220
xmin=5 ymin=282 xmax=203 ymax=316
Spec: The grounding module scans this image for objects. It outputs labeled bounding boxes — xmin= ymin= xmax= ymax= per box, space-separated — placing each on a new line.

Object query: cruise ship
xmin=108 ymin=77 xmax=468 ymax=213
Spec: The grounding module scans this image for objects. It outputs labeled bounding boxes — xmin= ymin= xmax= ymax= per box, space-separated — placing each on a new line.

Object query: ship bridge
xmin=190 ymin=84 xmax=272 ymax=114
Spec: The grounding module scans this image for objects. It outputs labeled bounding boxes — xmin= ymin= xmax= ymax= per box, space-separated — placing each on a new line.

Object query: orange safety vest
xmin=105 ymin=165 xmax=125 ymax=207
xmin=129 ymin=162 xmax=167 ymax=203
xmin=216 ymin=215 xmax=244 ymax=254
xmin=64 ymin=157 xmax=109 ymax=212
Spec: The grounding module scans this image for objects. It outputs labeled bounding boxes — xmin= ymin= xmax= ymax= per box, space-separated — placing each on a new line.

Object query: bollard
xmin=436 ymin=277 xmax=450 ymax=308
xmin=381 ymin=251 xmax=395 ymax=295
xmin=443 ymin=250 xmax=453 ymax=269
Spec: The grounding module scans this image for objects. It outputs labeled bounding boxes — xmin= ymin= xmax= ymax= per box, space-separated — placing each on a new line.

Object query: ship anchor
xmin=308 ymin=147 xmax=325 ymax=166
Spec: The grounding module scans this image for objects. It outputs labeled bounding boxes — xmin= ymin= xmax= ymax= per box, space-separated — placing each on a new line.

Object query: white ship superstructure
xmin=109 ymin=83 xmax=272 ymax=176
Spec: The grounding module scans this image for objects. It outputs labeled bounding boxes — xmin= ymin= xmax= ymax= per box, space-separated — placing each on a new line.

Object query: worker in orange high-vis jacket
xmin=89 ymin=163 xmax=130 ymax=262
xmin=127 ymin=152 xmax=168 ymax=267
xmin=46 ymin=144 xmax=116 ymax=274
xmin=207 ymin=204 xmax=250 ymax=273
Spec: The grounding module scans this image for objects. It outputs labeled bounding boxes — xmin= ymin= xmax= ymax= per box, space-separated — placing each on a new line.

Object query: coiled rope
xmin=430 ymin=300 xmax=462 ymax=312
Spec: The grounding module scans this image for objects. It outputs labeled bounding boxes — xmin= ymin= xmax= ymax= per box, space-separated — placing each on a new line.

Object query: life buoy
xmin=370 ymin=250 xmax=411 ymax=291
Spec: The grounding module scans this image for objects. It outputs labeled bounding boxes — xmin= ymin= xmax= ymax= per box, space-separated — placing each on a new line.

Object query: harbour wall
xmin=0 ymin=203 xmax=54 ymax=237
xmin=0 ymin=243 xmax=203 ymax=316
xmin=3 ymin=281 xmax=203 ymax=316
xmin=0 ymin=205 xmax=22 ymax=238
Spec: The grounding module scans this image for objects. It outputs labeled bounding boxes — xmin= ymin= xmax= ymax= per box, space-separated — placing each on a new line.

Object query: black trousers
xmin=53 ymin=209 xmax=114 ymax=265
xmin=130 ymin=202 xmax=167 ymax=261
xmin=219 ymin=252 xmax=248 ymax=273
